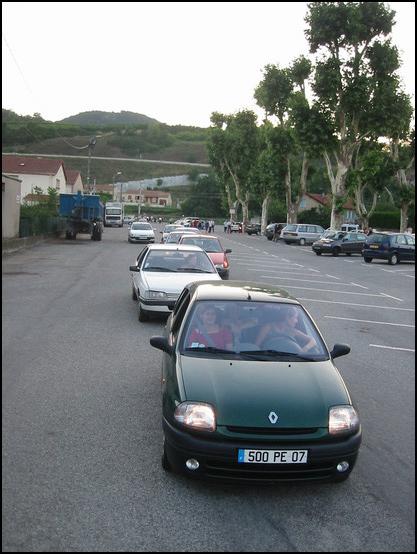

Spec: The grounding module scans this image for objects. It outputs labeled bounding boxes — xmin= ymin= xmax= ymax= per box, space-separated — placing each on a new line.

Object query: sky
xmin=2 ymin=1 xmax=415 ymax=128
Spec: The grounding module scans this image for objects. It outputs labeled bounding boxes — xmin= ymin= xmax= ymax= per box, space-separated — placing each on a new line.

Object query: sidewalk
xmin=2 ymin=235 xmax=51 ymax=255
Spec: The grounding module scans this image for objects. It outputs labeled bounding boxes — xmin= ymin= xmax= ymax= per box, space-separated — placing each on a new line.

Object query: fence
xmin=19 ymin=216 xmax=66 ymax=238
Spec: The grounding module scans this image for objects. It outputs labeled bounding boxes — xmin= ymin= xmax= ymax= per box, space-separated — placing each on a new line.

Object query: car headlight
xmin=329 ymin=406 xmax=359 ymax=435
xmin=146 ymin=290 xmax=167 ymax=299
xmin=174 ymin=402 xmax=216 ymax=432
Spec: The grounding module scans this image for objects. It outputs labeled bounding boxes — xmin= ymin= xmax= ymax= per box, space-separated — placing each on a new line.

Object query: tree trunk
xmin=261 ymin=194 xmax=270 ymax=234
xmin=400 ymin=202 xmax=410 ymax=232
xmin=324 ymin=150 xmax=350 ymax=229
xmin=285 ymin=157 xmax=298 ymax=224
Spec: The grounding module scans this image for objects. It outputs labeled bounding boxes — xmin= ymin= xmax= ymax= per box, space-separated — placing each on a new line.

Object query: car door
xmin=133 ymin=246 xmax=149 ymax=297
xmin=342 ymin=233 xmax=356 ymax=253
xmin=405 ymin=234 xmax=415 ymax=260
xmin=394 ymin=234 xmax=409 ymax=260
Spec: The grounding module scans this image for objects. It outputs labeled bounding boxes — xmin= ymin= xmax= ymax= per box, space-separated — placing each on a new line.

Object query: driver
xmin=255 ymin=306 xmax=317 ymax=352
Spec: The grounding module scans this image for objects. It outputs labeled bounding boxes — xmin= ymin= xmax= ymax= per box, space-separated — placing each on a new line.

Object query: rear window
xmin=131 ymin=223 xmax=152 ymax=230
xmin=181 ymin=237 xmax=223 ymax=252
xmin=366 ymin=233 xmax=390 ymax=244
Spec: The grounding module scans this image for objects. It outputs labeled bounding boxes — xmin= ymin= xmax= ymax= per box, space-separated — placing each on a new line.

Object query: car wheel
xmin=162 ymin=442 xmax=172 ymax=472
xmin=315 ymin=251 xmax=322 ymax=256
xmin=284 ymin=241 xmax=291 ymax=245
xmin=332 ymin=247 xmax=341 ymax=257
xmin=346 ymin=252 xmax=352 ymax=256
xmin=267 ymin=236 xmax=273 ymax=241
xmin=388 ymin=253 xmax=399 ymax=265
xmin=364 ymin=257 xmax=372 ymax=263
xmin=132 ymin=287 xmax=137 ymax=301
xmin=299 ymin=238 xmax=306 ymax=246
xmin=138 ymin=303 xmax=149 ymax=322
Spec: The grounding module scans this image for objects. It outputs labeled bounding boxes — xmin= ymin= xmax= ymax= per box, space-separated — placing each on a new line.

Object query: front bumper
xmin=139 ymin=298 xmax=176 ymax=313
xmin=163 ymin=417 xmax=361 ymax=483
xmin=129 ymin=236 xmax=155 ymax=242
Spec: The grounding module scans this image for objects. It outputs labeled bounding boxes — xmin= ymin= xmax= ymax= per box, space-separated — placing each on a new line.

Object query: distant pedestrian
xmin=209 ymin=220 xmax=215 ymax=233
xmin=227 ymin=221 xmax=232 ymax=234
xmin=224 ymin=220 xmax=228 ymax=233
xmin=272 ymin=223 xmax=283 ymax=242
xmin=205 ymin=220 xmax=210 ymax=232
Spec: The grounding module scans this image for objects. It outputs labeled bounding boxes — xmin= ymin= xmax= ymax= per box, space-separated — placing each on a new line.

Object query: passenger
xmin=255 ymin=306 xmax=317 ymax=352
xmin=188 ymin=305 xmax=233 ymax=350
xmin=222 ymin=305 xmax=259 ymax=344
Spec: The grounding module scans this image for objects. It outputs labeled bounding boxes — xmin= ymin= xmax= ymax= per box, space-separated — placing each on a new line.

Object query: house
xmin=299 ymin=192 xmax=358 ymax=223
xmin=65 ymin=169 xmax=83 ymax=193
xmin=122 ymin=189 xmax=172 ymax=207
xmin=2 ymin=155 xmax=67 ymax=203
xmin=2 ymin=173 xmax=22 ymax=238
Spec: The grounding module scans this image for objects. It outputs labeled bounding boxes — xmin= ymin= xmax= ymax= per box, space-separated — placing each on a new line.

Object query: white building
xmin=2 ymin=173 xmax=22 ymax=238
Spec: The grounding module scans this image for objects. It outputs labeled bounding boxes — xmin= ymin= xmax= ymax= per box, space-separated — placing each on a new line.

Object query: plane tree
xmin=304 ymin=1 xmax=412 ymax=229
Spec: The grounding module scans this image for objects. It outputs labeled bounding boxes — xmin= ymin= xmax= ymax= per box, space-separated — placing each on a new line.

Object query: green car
xmin=150 ymin=281 xmax=361 ymax=483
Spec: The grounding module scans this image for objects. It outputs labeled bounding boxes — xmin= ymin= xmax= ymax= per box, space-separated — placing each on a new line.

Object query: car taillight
xmin=223 ymin=257 xmax=229 ymax=268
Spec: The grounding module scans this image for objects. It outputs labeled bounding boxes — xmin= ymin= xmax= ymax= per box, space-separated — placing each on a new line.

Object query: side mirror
xmin=330 ymin=343 xmax=351 ymax=359
xmin=225 ymin=249 xmax=232 ymax=254
xmin=150 ymin=336 xmax=173 ymax=355
xmin=129 ymin=265 xmax=140 ymax=271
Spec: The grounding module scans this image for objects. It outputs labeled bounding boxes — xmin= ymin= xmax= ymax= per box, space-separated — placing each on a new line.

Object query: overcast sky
xmin=2 ymin=1 xmax=415 ymax=127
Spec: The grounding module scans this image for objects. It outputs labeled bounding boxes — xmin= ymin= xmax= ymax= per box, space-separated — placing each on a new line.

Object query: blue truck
xmin=59 ymin=192 xmax=104 ymax=241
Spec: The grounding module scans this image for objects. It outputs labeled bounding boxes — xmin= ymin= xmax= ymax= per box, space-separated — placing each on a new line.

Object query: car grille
xmin=226 ymin=426 xmax=318 ymax=435
xmin=204 ymin=458 xmax=335 ymax=482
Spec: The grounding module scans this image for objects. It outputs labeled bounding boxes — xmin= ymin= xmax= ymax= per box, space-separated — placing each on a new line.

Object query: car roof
xmin=180 ymin=234 xmax=220 ymax=240
xmin=146 ymin=244 xmax=205 ymax=252
xmin=186 ymin=280 xmax=300 ymax=304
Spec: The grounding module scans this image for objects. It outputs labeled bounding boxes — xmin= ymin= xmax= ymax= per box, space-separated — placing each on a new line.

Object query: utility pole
xmin=86 ymin=136 xmax=97 ymax=192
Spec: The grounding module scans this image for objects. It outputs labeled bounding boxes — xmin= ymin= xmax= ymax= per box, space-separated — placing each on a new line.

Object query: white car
xmin=129 ymin=244 xmax=221 ymax=321
xmin=128 ymin=222 xmax=155 ymax=244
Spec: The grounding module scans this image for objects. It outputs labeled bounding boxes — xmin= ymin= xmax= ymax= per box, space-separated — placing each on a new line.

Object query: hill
xmin=57 ymin=110 xmax=159 ymax=126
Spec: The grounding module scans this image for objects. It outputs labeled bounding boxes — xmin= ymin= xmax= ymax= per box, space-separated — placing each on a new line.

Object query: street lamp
xmin=112 ymin=171 xmax=122 ymax=200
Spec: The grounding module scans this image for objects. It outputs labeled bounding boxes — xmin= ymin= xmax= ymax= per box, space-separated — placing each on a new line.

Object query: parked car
xmin=128 ymin=222 xmax=155 ymax=243
xmin=178 ymin=234 xmax=232 ymax=279
xmin=150 ymin=280 xmax=361 ymax=483
xmin=265 ymin=223 xmax=287 ymax=241
xmin=230 ymin=221 xmax=242 ymax=233
xmin=312 ymin=231 xmax=367 ymax=256
xmin=281 ymin=224 xmax=325 ymax=245
xmin=245 ymin=222 xmax=261 ymax=235
xmin=129 ymin=244 xmax=221 ymax=321
xmin=362 ymin=232 xmax=415 ymax=265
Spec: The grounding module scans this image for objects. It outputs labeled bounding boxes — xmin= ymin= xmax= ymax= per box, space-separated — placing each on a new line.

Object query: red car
xmin=178 ymin=234 xmax=232 ymax=279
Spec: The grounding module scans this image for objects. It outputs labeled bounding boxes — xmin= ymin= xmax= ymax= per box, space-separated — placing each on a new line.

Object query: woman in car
xmin=188 ymin=304 xmax=233 ymax=350
xmin=255 ymin=306 xmax=317 ymax=353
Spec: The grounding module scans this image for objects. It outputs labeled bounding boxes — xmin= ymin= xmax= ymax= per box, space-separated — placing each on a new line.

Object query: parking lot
xmin=2 ymin=225 xmax=415 ymax=552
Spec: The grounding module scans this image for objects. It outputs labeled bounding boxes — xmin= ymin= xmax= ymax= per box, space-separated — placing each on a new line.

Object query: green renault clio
xmin=150 ymin=281 xmax=361 ymax=484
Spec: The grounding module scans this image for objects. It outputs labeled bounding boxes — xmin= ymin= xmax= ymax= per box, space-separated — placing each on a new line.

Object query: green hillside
xmin=57 ymin=110 xmax=159 ymax=126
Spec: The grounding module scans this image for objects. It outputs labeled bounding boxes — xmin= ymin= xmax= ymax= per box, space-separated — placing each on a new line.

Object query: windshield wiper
xmin=143 ymin=267 xmax=176 ymax=272
xmin=175 ymin=268 xmax=211 ymax=273
xmin=184 ymin=346 xmax=235 ymax=354
xmin=239 ymin=350 xmax=317 ymax=361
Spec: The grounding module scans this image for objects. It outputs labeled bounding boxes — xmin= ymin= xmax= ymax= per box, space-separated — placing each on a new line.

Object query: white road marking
xmin=245 ymin=269 xmax=322 ymax=276
xmin=326 ymin=274 xmax=341 ymax=280
xmin=344 ymin=260 xmax=355 ymax=263
xmin=324 ymin=316 xmax=414 ymax=328
xmin=262 ymin=284 xmax=385 ymax=297
xmin=260 ymin=276 xmax=369 ymax=287
xmin=297 ymin=298 xmax=415 ymax=311
xmin=380 ymin=292 xmax=404 ymax=302
xmin=350 ymin=282 xmax=368 ymax=289
xmin=369 ymin=344 xmax=415 ymax=352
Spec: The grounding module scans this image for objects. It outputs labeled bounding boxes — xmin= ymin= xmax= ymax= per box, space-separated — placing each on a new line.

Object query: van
xmin=281 ymin=224 xmax=325 ymax=245
xmin=341 ymin=223 xmax=361 ymax=233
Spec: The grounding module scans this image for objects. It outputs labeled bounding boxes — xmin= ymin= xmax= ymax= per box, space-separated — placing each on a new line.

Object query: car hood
xmin=179 ymin=357 xmax=350 ymax=428
xmin=130 ymin=229 xmax=154 ymax=236
xmin=142 ymin=271 xmax=220 ymax=292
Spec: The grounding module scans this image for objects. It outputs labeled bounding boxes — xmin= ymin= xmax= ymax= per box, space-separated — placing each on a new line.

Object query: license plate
xmin=370 ymin=244 xmax=379 ymax=249
xmin=238 ymin=449 xmax=308 ymax=464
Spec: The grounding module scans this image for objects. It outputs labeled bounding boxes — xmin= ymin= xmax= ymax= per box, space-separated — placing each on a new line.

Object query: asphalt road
xmin=2 ymin=226 xmax=415 ymax=552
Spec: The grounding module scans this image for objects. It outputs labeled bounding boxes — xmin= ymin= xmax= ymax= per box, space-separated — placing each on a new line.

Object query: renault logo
xmin=268 ymin=411 xmax=278 ymax=424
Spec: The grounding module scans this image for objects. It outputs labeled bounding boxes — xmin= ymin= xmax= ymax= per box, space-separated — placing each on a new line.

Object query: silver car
xmin=129 ymin=244 xmax=222 ymax=321
xmin=282 ymin=224 xmax=325 ymax=245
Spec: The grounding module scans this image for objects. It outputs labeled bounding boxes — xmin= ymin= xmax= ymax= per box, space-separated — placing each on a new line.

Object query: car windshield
xmin=321 ymin=231 xmax=345 ymax=240
xmin=180 ymin=237 xmax=223 ymax=252
xmin=163 ymin=225 xmax=180 ymax=233
xmin=131 ymin=223 xmax=152 ymax=230
xmin=180 ymin=301 xmax=328 ymax=361
xmin=142 ymin=250 xmax=215 ymax=273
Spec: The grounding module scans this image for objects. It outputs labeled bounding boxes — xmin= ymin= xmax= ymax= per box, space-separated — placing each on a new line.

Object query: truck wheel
xmin=138 ymin=303 xmax=149 ymax=322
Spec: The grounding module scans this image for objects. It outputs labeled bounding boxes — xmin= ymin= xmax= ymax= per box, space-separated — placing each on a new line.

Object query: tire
xmin=284 ymin=241 xmax=291 ymax=245
xmin=364 ymin=257 xmax=372 ymax=263
xmin=162 ymin=442 xmax=171 ymax=472
xmin=315 ymin=251 xmax=322 ymax=256
xmin=132 ymin=286 xmax=137 ymax=301
xmin=388 ymin=253 xmax=399 ymax=265
xmin=346 ymin=252 xmax=351 ymax=256
xmin=332 ymin=247 xmax=341 ymax=257
xmin=267 ymin=236 xmax=273 ymax=241
xmin=138 ymin=303 xmax=150 ymax=322
xmin=299 ymin=238 xmax=306 ymax=246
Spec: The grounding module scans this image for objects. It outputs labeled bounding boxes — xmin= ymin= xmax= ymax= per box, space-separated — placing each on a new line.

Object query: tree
xmin=304 ymin=2 xmax=409 ymax=229
xmin=207 ymin=111 xmax=259 ymax=224
xmin=156 ymin=178 xmax=163 ymax=187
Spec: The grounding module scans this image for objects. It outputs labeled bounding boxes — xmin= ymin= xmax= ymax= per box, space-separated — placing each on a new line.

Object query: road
xmin=2 ymin=226 xmax=415 ymax=552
